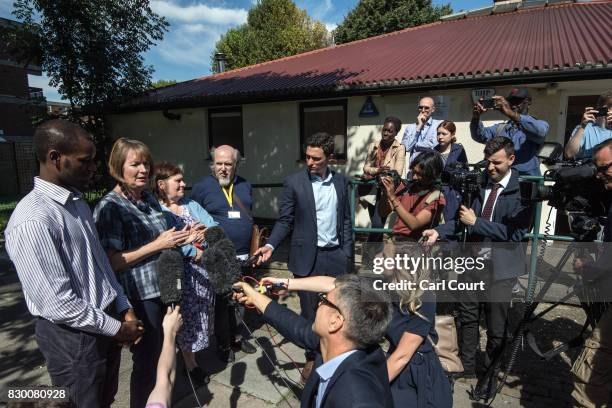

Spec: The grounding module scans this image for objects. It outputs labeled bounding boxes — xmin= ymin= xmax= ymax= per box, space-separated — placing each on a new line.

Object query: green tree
xmin=2 ymin=0 xmax=168 ymax=186
xmin=212 ymin=0 xmax=330 ymax=72
xmin=334 ymin=0 xmax=452 ymax=44
xmin=151 ymin=79 xmax=178 ymax=88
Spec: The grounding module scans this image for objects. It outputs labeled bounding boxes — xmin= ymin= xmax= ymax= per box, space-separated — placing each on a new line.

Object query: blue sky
xmin=0 ymin=0 xmax=490 ymax=102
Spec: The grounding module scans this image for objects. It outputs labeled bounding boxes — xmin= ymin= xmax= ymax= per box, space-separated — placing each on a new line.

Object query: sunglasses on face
xmin=417 ymin=106 xmax=432 ymax=111
xmin=317 ymin=293 xmax=343 ymax=316
xmin=596 ymin=162 xmax=612 ymax=174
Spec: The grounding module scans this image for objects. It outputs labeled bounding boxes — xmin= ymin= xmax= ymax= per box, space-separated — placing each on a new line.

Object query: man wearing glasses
xmin=565 ymin=90 xmax=612 ymax=160
xmin=401 ymin=96 xmax=442 ymax=169
xmin=571 ymin=138 xmax=612 ymax=408
xmin=232 ymin=275 xmax=394 ymax=408
xmin=471 ymin=87 xmax=549 ymax=176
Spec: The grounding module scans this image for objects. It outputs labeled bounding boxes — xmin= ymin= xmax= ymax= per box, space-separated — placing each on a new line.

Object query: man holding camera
xmin=423 ymin=136 xmax=533 ymax=399
xmin=401 ymin=96 xmax=443 ymax=168
xmin=571 ymin=138 xmax=612 ymax=407
xmin=565 ymin=90 xmax=612 ymax=159
xmin=471 ymin=88 xmax=549 ymax=176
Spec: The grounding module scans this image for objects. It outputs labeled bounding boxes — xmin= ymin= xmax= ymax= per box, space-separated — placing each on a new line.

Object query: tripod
xmin=470 ymin=238 xmax=607 ymax=404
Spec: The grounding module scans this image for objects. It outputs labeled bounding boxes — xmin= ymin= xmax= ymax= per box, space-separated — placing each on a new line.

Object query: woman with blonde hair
xmin=94 ymin=138 xmax=192 ymax=408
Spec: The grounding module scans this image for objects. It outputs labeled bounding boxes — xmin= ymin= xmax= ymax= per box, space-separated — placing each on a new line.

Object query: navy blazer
xmin=267 ymin=168 xmax=353 ymax=277
xmin=436 ymin=169 xmax=533 ymax=281
xmin=263 ymin=302 xmax=393 ymax=408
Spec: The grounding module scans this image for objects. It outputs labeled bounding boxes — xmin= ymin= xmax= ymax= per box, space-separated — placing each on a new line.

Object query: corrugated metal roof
xmin=122 ymin=1 xmax=612 ymax=110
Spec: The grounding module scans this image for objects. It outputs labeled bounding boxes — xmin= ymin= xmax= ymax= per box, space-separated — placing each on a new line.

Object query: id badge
xmin=228 ymin=211 xmax=241 ymax=219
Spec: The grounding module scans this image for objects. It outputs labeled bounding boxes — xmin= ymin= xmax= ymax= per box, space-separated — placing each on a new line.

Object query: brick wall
xmin=0 ymin=103 xmax=36 ymax=136
xmin=0 ymin=65 xmax=29 ymax=97
xmin=14 ymin=140 xmax=37 ymax=194
xmin=0 ymin=142 xmax=19 ymax=196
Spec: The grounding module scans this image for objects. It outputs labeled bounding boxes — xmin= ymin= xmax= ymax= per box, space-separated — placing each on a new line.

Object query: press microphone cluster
xmin=157 ymin=249 xmax=184 ymax=307
xmin=202 ymin=226 xmax=243 ymax=296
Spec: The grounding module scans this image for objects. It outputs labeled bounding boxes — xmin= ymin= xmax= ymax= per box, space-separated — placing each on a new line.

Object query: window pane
xmin=301 ymin=101 xmax=346 ymax=159
xmin=209 ymin=108 xmax=244 ymax=156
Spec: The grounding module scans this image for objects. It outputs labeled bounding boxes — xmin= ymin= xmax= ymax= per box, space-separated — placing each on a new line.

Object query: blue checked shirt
xmin=94 ymin=190 xmax=168 ymax=300
xmin=401 ymin=117 xmax=443 ymax=169
xmin=5 ymin=177 xmax=131 ymax=337
xmin=471 ymin=114 xmax=549 ymax=176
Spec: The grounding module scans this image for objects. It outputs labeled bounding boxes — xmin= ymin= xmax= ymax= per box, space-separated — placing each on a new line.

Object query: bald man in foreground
xmin=401 ymin=96 xmax=443 ymax=169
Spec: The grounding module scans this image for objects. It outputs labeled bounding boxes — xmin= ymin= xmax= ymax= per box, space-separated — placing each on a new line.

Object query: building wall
xmin=0 ymin=64 xmax=37 ymax=137
xmin=106 ymin=78 xmax=612 ymax=221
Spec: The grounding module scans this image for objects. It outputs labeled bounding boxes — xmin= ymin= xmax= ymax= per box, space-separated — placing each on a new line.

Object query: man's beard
xmin=218 ymin=175 xmax=231 ymax=187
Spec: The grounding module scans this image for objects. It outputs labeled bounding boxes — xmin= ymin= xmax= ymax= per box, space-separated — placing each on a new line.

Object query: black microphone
xmin=203 ymin=234 xmax=242 ymax=296
xmin=205 ymin=226 xmax=227 ymax=247
xmin=157 ymin=249 xmax=184 ymax=306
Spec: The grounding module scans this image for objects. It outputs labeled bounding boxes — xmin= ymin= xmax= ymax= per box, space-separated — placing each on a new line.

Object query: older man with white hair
xmin=191 ymin=145 xmax=257 ymax=362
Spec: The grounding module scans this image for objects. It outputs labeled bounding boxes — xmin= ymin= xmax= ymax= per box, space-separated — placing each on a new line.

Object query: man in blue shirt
xmin=191 ymin=145 xmax=257 ymax=362
xmin=401 ymin=96 xmax=443 ymax=170
xmin=255 ymin=132 xmax=353 ymax=382
xmin=471 ymin=88 xmax=549 ymax=176
xmin=565 ymin=90 xmax=612 ymax=159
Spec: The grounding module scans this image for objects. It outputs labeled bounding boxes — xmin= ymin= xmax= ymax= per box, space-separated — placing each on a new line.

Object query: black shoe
xmin=236 ymin=339 xmax=257 ymax=354
xmin=187 ymin=366 xmax=210 ymax=386
xmin=469 ymin=372 xmax=498 ymax=402
xmin=218 ymin=347 xmax=235 ymax=363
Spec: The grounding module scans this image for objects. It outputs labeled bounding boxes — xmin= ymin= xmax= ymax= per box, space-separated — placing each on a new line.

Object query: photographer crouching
xmin=571 ymin=139 xmax=612 ymax=407
xmin=232 ymin=275 xmax=394 ymax=408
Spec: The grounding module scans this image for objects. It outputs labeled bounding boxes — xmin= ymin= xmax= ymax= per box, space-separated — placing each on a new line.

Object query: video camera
xmin=440 ymin=161 xmax=487 ymax=206
xmin=519 ymin=142 xmax=608 ymax=241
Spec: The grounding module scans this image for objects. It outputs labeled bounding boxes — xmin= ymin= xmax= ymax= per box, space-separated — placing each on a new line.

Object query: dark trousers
xmin=35 ymin=318 xmax=122 ymax=408
xmin=129 ymin=297 xmax=164 ymax=408
xmin=457 ymin=271 xmax=516 ymax=374
xmin=214 ymin=294 xmax=244 ymax=349
xmin=296 ymin=246 xmax=348 ymax=360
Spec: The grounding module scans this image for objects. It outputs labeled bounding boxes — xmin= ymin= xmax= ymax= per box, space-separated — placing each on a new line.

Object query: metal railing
xmin=348 ymin=176 xmax=580 ymax=304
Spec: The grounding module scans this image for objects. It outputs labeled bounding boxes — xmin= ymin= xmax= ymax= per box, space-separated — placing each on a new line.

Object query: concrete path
xmin=0 ymin=245 xmax=578 ymax=407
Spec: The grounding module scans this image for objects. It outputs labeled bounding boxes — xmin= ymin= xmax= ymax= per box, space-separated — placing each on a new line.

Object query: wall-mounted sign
xmin=471 ymin=88 xmax=496 ymax=104
xmin=359 ymin=96 xmax=379 ymax=117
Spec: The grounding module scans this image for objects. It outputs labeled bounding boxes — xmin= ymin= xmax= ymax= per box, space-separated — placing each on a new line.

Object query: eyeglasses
xmin=596 ymin=162 xmax=612 ymax=174
xmin=317 ymin=293 xmax=343 ymax=316
xmin=417 ymin=106 xmax=432 ymax=111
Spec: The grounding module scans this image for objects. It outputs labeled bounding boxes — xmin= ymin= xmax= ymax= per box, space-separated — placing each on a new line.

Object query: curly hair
xmin=304 ymin=132 xmax=335 ymax=157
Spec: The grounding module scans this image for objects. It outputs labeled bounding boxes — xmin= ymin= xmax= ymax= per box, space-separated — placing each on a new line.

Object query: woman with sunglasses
xmin=261 ymin=271 xmax=452 ymax=408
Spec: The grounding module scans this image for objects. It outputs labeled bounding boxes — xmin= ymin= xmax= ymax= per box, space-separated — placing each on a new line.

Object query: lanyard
xmin=222 ymin=183 xmax=234 ymax=208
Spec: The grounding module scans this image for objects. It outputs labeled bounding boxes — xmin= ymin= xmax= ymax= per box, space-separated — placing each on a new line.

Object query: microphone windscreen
xmin=157 ymin=249 xmax=184 ymax=305
xmin=203 ymin=243 xmax=243 ymax=295
xmin=205 ymin=226 xmax=227 ymax=247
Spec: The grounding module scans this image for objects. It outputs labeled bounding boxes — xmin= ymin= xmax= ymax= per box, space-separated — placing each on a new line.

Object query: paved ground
xmin=0 ymin=242 xmax=586 ymax=407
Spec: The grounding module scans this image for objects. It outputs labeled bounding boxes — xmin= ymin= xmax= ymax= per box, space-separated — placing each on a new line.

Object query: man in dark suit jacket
xmin=423 ymin=136 xmax=533 ymax=399
xmin=256 ymin=132 xmax=353 ymax=379
xmin=233 ymin=274 xmax=393 ymax=408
